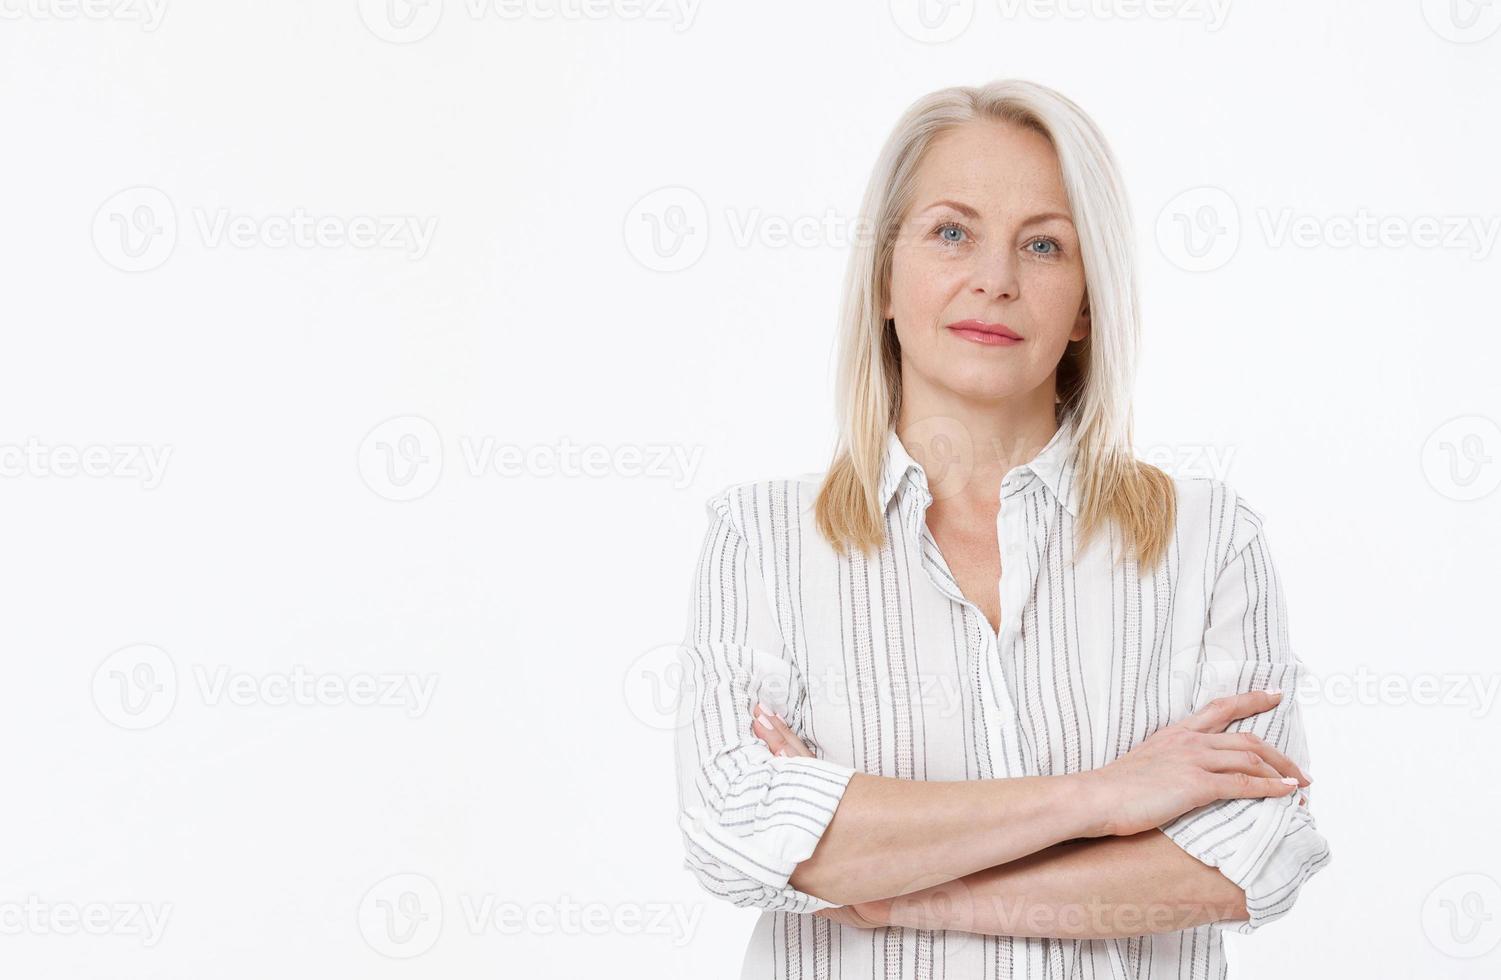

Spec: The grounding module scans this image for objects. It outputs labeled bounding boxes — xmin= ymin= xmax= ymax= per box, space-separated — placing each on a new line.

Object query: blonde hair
xmin=814 ymin=78 xmax=1175 ymax=569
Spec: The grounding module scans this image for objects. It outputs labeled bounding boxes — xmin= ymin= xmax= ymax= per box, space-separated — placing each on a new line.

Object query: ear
xmin=1070 ymin=297 xmax=1090 ymax=343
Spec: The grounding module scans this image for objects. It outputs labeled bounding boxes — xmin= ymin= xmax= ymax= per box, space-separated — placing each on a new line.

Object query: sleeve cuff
xmin=680 ymin=755 xmax=858 ymax=914
xmin=1168 ymin=789 xmax=1332 ymax=935
xmin=1221 ymin=791 xmax=1331 ymax=934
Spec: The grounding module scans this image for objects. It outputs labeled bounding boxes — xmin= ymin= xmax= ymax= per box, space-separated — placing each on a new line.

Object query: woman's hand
xmin=750 ymin=700 xmax=814 ymax=757
xmin=813 ymin=901 xmax=888 ymax=929
xmin=751 ymin=701 xmax=886 ymax=929
xmin=1082 ymin=690 xmax=1311 ymax=838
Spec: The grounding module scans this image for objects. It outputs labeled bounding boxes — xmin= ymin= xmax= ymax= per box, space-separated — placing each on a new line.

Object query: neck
xmin=894 ymin=377 xmax=1061 ymax=511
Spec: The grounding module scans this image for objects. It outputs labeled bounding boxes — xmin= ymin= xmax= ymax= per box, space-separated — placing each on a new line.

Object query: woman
xmin=673 ymin=79 xmax=1330 ymax=980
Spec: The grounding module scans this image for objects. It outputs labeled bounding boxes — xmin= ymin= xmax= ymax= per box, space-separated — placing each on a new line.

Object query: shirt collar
xmin=879 ymin=413 xmax=1082 ymax=518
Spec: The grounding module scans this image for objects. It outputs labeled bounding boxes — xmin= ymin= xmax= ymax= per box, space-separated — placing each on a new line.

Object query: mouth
xmin=945 ymin=319 xmax=1023 ymax=346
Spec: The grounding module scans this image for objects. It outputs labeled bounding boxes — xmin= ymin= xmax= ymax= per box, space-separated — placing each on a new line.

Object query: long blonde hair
xmin=814 ymin=79 xmax=1175 ymax=570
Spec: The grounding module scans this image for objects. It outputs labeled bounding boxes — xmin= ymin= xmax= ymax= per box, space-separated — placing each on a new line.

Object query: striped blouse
xmin=673 ymin=413 xmax=1332 ymax=979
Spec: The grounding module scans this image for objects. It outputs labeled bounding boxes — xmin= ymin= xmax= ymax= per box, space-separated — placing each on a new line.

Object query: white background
xmin=2 ymin=0 xmax=1498 ymax=976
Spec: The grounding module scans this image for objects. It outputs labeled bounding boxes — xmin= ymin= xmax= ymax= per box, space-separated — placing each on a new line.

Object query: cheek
xmin=1025 ymin=262 xmax=1086 ymax=309
xmin=889 ymin=246 xmax=963 ymax=318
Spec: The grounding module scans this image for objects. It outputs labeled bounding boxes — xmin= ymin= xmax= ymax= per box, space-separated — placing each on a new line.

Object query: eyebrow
xmin=920 ymin=199 xmax=1074 ymax=226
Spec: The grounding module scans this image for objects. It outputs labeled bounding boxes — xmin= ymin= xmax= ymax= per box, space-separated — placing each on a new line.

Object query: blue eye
xmin=935 ymin=221 xmax=969 ymax=246
xmin=1028 ymin=237 xmax=1063 ymax=256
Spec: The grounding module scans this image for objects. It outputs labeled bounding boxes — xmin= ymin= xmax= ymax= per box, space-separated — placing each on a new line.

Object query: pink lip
xmin=946 ymin=319 xmax=1022 ymax=346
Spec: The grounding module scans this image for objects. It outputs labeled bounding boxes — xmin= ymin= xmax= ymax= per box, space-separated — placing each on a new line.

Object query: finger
xmin=1180 ymin=690 xmax=1284 ymax=734
xmin=758 ymin=703 xmax=813 ymax=757
xmin=751 ymin=712 xmax=786 ymax=752
xmin=1207 ymin=732 xmax=1310 ymax=785
xmin=768 ymin=715 xmax=812 ymax=757
xmin=752 ymin=702 xmax=795 ymax=755
xmin=1202 ymin=747 xmax=1283 ymax=781
xmin=1210 ymin=771 xmax=1302 ymax=801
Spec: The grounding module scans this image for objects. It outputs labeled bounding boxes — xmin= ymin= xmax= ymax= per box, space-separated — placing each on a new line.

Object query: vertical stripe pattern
xmin=673 ymin=417 xmax=1332 ymax=978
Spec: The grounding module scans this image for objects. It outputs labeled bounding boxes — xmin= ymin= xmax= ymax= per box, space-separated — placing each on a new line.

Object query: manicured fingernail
xmin=1267 ymin=688 xmax=1283 ymax=697
xmin=1280 ymin=777 xmax=1298 ymax=785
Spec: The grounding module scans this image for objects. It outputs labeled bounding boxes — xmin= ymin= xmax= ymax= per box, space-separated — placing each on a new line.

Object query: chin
xmin=941 ymin=369 xmax=1033 ymax=403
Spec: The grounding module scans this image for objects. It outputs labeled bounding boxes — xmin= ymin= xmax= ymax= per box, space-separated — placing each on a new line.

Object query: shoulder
xmin=702 ymin=472 xmax=823 ymax=541
xmin=1166 ymin=473 xmax=1269 ymax=564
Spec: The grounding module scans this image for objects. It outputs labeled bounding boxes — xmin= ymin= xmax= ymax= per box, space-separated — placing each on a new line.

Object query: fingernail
xmin=1267 ymin=688 xmax=1283 ymax=697
xmin=1280 ymin=777 xmax=1298 ymax=785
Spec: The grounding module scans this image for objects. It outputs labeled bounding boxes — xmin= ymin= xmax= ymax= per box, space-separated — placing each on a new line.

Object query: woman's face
xmin=886 ymin=118 xmax=1089 ymax=405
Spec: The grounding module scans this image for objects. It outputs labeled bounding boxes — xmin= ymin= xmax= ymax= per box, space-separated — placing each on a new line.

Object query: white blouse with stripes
xmin=673 ymin=414 xmax=1332 ymax=979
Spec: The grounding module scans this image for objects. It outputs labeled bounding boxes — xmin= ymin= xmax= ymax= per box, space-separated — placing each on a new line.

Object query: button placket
xmin=906 ymin=475 xmax=1031 ymax=779
xmin=987 ymin=484 xmax=1032 ymax=777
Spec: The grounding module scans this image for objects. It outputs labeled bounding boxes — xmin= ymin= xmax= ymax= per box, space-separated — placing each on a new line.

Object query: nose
xmin=968 ymin=243 xmax=1020 ymax=301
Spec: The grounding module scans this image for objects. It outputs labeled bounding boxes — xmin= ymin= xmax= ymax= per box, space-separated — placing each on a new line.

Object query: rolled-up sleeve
xmin=672 ymin=488 xmax=858 ymax=913
xmin=1159 ymin=507 xmax=1334 ymax=934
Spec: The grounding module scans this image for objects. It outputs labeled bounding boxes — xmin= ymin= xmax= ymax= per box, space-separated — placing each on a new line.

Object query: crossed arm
xmin=675 ymin=492 xmax=1328 ymax=939
xmin=878 ymin=829 xmax=1251 ymax=940
xmin=758 ymin=717 xmax=1258 ymax=939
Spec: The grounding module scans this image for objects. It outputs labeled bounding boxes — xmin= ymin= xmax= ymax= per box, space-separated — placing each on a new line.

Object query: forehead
xmin=912 ymin=119 xmax=1069 ymax=212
